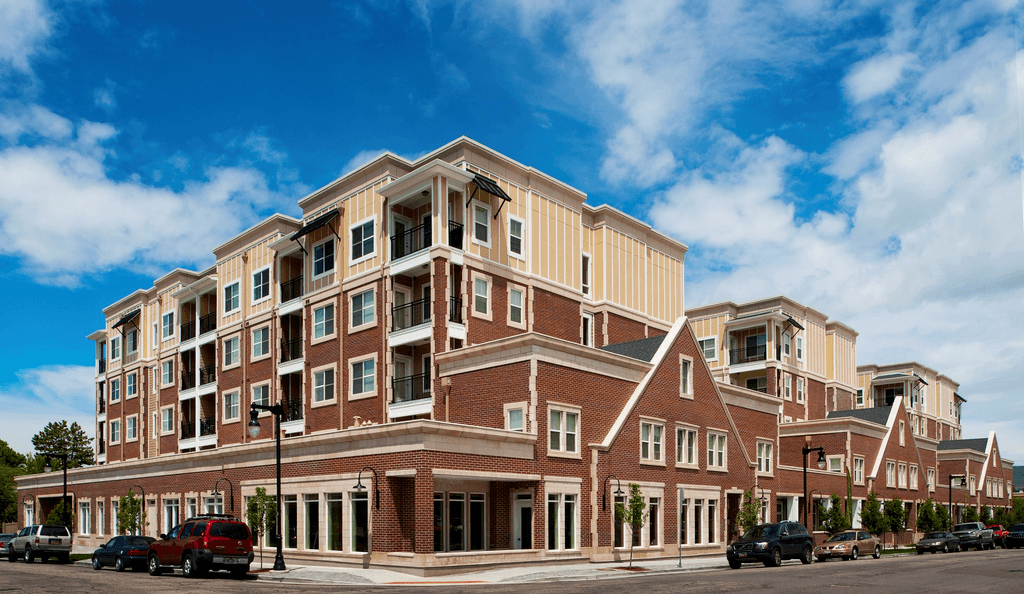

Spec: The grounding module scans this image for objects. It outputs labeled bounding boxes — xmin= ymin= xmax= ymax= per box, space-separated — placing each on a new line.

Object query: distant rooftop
xmin=599 ymin=335 xmax=667 ymax=363
xmin=827 ymin=407 xmax=892 ymax=426
xmin=938 ymin=438 xmax=988 ymax=453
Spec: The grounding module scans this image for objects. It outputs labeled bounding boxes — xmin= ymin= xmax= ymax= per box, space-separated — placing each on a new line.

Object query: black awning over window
xmin=472 ymin=173 xmax=511 ymax=203
xmin=111 ymin=309 xmax=140 ymax=330
xmin=785 ymin=316 xmax=805 ymax=331
xmin=290 ymin=209 xmax=340 ymax=242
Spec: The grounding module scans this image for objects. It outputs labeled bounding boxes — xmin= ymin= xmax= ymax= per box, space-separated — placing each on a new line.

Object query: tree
xmin=860 ymin=492 xmax=889 ymax=545
xmin=46 ymin=499 xmax=75 ymax=529
xmin=614 ymin=483 xmax=648 ymax=569
xmin=819 ymin=493 xmax=851 ymax=535
xmin=979 ymin=505 xmax=991 ymax=524
xmin=962 ymin=505 xmax=980 ymax=523
xmin=1013 ymin=497 xmax=1024 ymax=525
xmin=993 ymin=507 xmax=1010 ymax=527
xmin=31 ymin=421 xmax=94 ymax=468
xmin=736 ymin=489 xmax=762 ymax=534
xmin=916 ymin=499 xmax=941 ymax=534
xmin=117 ymin=489 xmax=145 ymax=535
xmin=884 ymin=497 xmax=909 ymax=549
xmin=247 ymin=487 xmax=277 ymax=569
xmin=0 ymin=439 xmax=27 ymax=524
xmin=935 ymin=501 xmax=952 ymax=531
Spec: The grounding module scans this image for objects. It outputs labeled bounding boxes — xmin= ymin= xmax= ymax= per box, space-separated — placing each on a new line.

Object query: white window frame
xmin=153 ymin=322 xmax=159 ymax=349
xmin=827 ymin=455 xmax=843 ymax=473
xmin=853 ymin=456 xmax=865 ymax=484
xmin=471 ymin=200 xmax=491 ymax=248
xmin=898 ymin=462 xmax=908 ymax=489
xmin=698 ymin=337 xmax=717 ymax=362
xmin=783 ymin=332 xmax=791 ymax=357
xmin=223 ymin=390 xmax=240 ymax=423
xmin=544 ymin=488 xmax=580 ymax=552
xmin=581 ymin=253 xmax=591 ymax=297
xmin=312 ymin=236 xmax=336 ymax=279
xmin=313 ymin=302 xmax=336 ymax=341
xmin=756 ymin=440 xmax=773 ymax=475
xmin=110 ymin=378 xmax=121 ymax=402
xmin=886 ymin=461 xmax=896 ymax=487
xmin=899 ymin=420 xmax=905 ymax=446
xmin=507 ymin=284 xmax=526 ymax=329
xmin=581 ymin=311 xmax=594 ymax=347
xmin=640 ymin=418 xmax=665 ymax=464
xmin=110 ymin=419 xmax=121 ymax=445
xmin=349 ymin=353 xmax=378 ymax=401
xmin=252 ymin=265 xmax=272 ymax=305
xmin=504 ymin=401 xmax=527 ymax=432
xmin=251 ymin=326 xmax=270 ymax=360
xmin=909 ymin=465 xmax=918 ymax=490
xmin=676 ymin=425 xmax=698 ymax=468
xmin=707 ymin=431 xmax=727 ymax=471
xmin=126 ymin=372 xmax=137 ymax=398
xmin=160 ymin=406 xmax=174 ymax=436
xmin=223 ymin=281 xmax=241 ymax=316
xmin=163 ymin=311 xmax=176 ymax=340
xmin=251 ymin=382 xmax=271 ymax=409
xmin=796 ymin=336 xmax=804 ymax=361
xmin=349 ymin=216 xmax=376 ymax=264
xmin=110 ymin=336 xmax=121 ymax=361
xmin=312 ymin=364 xmax=336 ymax=405
xmin=471 ymin=271 xmax=492 ymax=320
xmin=927 ymin=468 xmax=935 ymax=492
xmin=856 ymin=389 xmax=864 ymax=407
xmin=679 ymin=354 xmax=693 ymax=399
xmin=161 ymin=360 xmax=174 ymax=387
xmin=349 ymin=288 xmax=376 ymax=332
xmin=79 ymin=501 xmax=91 ymax=535
xmin=547 ymin=403 xmax=580 ymax=458
xmin=223 ymin=336 xmax=240 ymax=368
xmin=126 ymin=415 xmax=138 ymax=442
xmin=796 ymin=377 xmax=804 ymax=403
xmin=508 ymin=215 xmax=525 ymax=260
xmin=784 ymin=375 xmax=792 ymax=400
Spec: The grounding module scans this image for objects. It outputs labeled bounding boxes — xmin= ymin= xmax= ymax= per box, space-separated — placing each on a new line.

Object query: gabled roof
xmin=827 ymin=406 xmax=892 ymax=426
xmin=938 ymin=438 xmax=988 ymax=453
xmin=599 ymin=335 xmax=667 ymax=363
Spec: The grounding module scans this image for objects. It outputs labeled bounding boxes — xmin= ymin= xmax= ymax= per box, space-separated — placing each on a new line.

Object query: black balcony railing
xmin=181 ymin=371 xmax=196 ymax=391
xmin=392 ymin=372 xmax=431 ymax=403
xmin=449 ymin=221 xmax=464 ymax=250
xmin=449 ymin=297 xmax=462 ymax=324
xmin=199 ymin=416 xmax=216 ymax=437
xmin=392 ymin=297 xmax=431 ymax=331
xmin=98 ymin=438 xmax=105 ymax=455
xmin=391 ymin=223 xmax=430 ymax=260
xmin=729 ymin=344 xmax=767 ymax=365
xmin=283 ymin=397 xmax=303 ymax=422
xmin=281 ymin=338 xmax=302 ymax=363
xmin=180 ymin=320 xmax=196 ymax=341
xmin=98 ymin=359 xmax=107 ymax=374
xmin=199 ymin=365 xmax=216 ymax=385
xmin=180 ymin=420 xmax=196 ymax=440
xmin=199 ymin=312 xmax=217 ymax=335
xmin=98 ymin=397 xmax=106 ymax=414
xmin=280 ymin=276 xmax=304 ymax=302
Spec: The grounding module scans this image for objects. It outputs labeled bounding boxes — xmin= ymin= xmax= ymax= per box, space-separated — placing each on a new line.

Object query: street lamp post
xmin=353 ymin=467 xmax=380 ymax=510
xmin=42 ymin=452 xmax=70 ymax=532
xmin=248 ymin=403 xmax=286 ymax=571
xmin=949 ymin=474 xmax=966 ymax=526
xmin=212 ymin=477 xmax=234 ymax=513
xmin=801 ymin=445 xmax=826 ymax=528
xmin=601 ymin=475 xmax=624 ymax=511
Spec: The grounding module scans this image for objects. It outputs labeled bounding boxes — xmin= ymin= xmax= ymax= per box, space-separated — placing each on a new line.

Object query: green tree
xmin=962 ymin=505 xmax=980 ymax=523
xmin=935 ymin=501 xmax=952 ymax=530
xmin=819 ymin=493 xmax=851 ymax=535
xmin=31 ymin=421 xmax=94 ymax=468
xmin=846 ymin=469 xmax=854 ymax=525
xmin=736 ymin=489 xmax=762 ymax=534
xmin=117 ymin=489 xmax=145 ymax=535
xmin=0 ymin=439 xmax=27 ymax=523
xmin=861 ymin=492 xmax=889 ymax=544
xmin=1013 ymin=497 xmax=1024 ymax=524
xmin=884 ymin=497 xmax=909 ymax=549
xmin=993 ymin=507 xmax=1009 ymax=527
xmin=46 ymin=499 xmax=75 ymax=530
xmin=979 ymin=505 xmax=991 ymax=524
xmin=247 ymin=487 xmax=277 ymax=569
xmin=916 ymin=499 xmax=941 ymax=534
xmin=614 ymin=483 xmax=649 ymax=569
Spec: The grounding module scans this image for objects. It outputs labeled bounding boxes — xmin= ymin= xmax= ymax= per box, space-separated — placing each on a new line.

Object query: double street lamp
xmin=42 ymin=452 xmax=70 ymax=531
xmin=248 ymin=402 xmax=286 ymax=571
xmin=801 ymin=445 xmax=826 ymax=528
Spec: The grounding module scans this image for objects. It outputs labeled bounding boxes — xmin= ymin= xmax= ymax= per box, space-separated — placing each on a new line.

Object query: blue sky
xmin=1 ymin=0 xmax=1022 ymax=461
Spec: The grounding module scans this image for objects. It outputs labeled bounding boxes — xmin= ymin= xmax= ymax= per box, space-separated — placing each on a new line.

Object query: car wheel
xmin=917 ymin=549 xmax=924 ymax=555
xmin=115 ymin=556 xmax=125 ymax=572
xmin=148 ymin=553 xmax=162 ymax=576
xmin=801 ymin=545 xmax=813 ymax=565
xmin=729 ymin=559 xmax=742 ymax=569
xmin=943 ymin=544 xmax=948 ymax=553
xmin=230 ymin=566 xmax=249 ymax=578
xmin=92 ymin=555 xmax=101 ymax=570
xmin=873 ymin=545 xmax=881 ymax=559
xmin=771 ymin=547 xmax=783 ymax=567
xmin=24 ymin=547 xmax=33 ymax=563
xmin=58 ymin=553 xmax=69 ymax=564
xmin=851 ymin=547 xmax=858 ymax=561
xmin=182 ymin=553 xmax=197 ymax=578
xmin=9 ymin=546 xmax=18 ymax=562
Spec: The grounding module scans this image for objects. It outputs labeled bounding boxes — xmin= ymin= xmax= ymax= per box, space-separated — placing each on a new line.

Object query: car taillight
xmin=34 ymin=537 xmax=39 ymax=544
xmin=128 ymin=549 xmax=146 ymax=555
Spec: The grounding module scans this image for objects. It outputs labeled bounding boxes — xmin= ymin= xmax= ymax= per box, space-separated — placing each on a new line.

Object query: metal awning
xmin=785 ymin=316 xmax=805 ymax=331
xmin=111 ymin=310 xmax=140 ymax=330
xmin=466 ymin=174 xmax=512 ymax=219
xmin=289 ymin=210 xmax=340 ymax=254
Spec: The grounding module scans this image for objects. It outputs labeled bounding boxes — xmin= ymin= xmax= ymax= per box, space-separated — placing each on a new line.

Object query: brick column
xmin=414 ymin=467 xmax=435 ymax=554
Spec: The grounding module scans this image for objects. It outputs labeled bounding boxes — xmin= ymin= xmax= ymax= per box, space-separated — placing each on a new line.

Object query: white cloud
xmin=0 ymin=365 xmax=96 ymax=454
xmin=843 ymin=52 xmax=915 ymax=103
xmin=243 ymin=132 xmax=288 ymax=165
xmin=340 ymin=147 xmax=431 ymax=176
xmin=0 ymin=0 xmax=52 ymax=77
xmin=0 ymin=102 xmax=72 ymax=142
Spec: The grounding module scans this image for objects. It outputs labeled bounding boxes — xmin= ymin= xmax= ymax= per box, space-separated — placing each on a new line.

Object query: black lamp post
xmin=948 ymin=474 xmax=966 ymax=526
xmin=212 ymin=477 xmax=234 ymax=513
xmin=602 ymin=474 xmax=625 ymax=511
xmin=42 ymin=452 xmax=70 ymax=531
xmin=801 ymin=445 xmax=826 ymax=528
xmin=248 ymin=403 xmax=286 ymax=571
xmin=353 ymin=467 xmax=380 ymax=510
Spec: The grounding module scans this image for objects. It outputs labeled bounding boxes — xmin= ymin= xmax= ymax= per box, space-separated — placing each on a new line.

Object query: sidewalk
xmin=253 ymin=554 xmax=730 ymax=586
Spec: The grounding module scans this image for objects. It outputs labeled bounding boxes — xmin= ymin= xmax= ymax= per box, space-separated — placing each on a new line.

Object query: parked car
xmin=1005 ymin=524 xmax=1024 ymax=549
xmin=916 ymin=531 xmax=960 ymax=554
xmin=814 ymin=530 xmax=881 ymax=561
xmin=148 ymin=514 xmax=253 ymax=578
xmin=987 ymin=525 xmax=1008 ymax=548
xmin=726 ymin=521 xmax=815 ymax=568
xmin=91 ymin=535 xmax=155 ymax=571
xmin=952 ymin=522 xmax=994 ymax=551
xmin=6 ymin=525 xmax=72 ymax=563
xmin=0 ymin=534 xmax=13 ymax=547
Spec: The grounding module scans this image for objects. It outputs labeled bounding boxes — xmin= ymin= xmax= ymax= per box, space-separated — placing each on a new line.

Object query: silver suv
xmin=6 ymin=525 xmax=72 ymax=563
xmin=952 ymin=522 xmax=994 ymax=551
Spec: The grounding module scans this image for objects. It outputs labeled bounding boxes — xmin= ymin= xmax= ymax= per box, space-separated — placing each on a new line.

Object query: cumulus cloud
xmin=0 ymin=0 xmax=52 ymax=77
xmin=0 ymin=365 xmax=96 ymax=454
xmin=843 ymin=52 xmax=916 ymax=103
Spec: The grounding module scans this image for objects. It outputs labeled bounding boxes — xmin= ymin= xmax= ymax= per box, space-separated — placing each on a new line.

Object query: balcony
xmin=98 ymin=438 xmax=106 ymax=455
xmin=391 ymin=223 xmax=430 ymax=261
xmin=729 ymin=344 xmax=767 ymax=366
xmin=284 ymin=397 xmax=303 ymax=422
xmin=180 ymin=420 xmax=196 ymax=440
xmin=280 ymin=276 xmax=303 ymax=303
xmin=449 ymin=297 xmax=463 ymax=324
xmin=199 ymin=365 xmax=216 ymax=386
xmin=393 ymin=297 xmax=431 ymax=332
xmin=448 ymin=221 xmax=464 ymax=250
xmin=199 ymin=313 xmax=217 ymax=336
xmin=98 ymin=396 xmax=106 ymax=414
xmin=281 ymin=338 xmax=303 ymax=363
xmin=198 ymin=416 xmax=216 ymax=437
xmin=98 ymin=359 xmax=107 ymax=374
xmin=180 ymin=320 xmax=196 ymax=342
xmin=181 ymin=371 xmax=196 ymax=391
xmin=393 ymin=373 xmax=431 ymax=403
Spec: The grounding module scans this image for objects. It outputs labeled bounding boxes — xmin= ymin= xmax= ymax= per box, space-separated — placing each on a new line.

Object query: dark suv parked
xmin=147 ymin=515 xmax=253 ymax=578
xmin=727 ymin=521 xmax=815 ymax=568
xmin=1006 ymin=524 xmax=1024 ymax=549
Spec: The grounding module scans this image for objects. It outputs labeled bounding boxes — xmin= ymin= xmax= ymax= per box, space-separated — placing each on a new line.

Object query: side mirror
xmin=99 ymin=543 xmax=106 ymax=548
xmin=159 ymin=534 xmax=167 ymax=540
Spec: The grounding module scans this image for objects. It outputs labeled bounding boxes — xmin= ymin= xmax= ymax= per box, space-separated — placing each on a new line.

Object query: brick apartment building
xmin=15 ymin=138 xmax=1014 ymax=572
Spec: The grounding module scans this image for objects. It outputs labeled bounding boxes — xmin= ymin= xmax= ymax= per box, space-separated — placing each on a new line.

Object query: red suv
xmin=987 ymin=524 xmax=1009 ymax=548
xmin=147 ymin=515 xmax=253 ymax=578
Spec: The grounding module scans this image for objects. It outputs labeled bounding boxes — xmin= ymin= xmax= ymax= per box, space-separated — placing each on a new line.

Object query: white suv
xmin=6 ymin=525 xmax=73 ymax=563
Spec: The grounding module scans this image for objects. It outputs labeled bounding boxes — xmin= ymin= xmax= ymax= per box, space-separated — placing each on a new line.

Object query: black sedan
xmin=91 ymin=536 xmax=156 ymax=571
xmin=916 ymin=531 xmax=960 ymax=554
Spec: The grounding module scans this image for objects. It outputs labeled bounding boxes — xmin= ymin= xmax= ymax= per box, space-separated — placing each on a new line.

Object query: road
xmin=1 ymin=549 xmax=1021 ymax=593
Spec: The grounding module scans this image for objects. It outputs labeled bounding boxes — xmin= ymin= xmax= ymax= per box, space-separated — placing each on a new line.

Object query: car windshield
xmin=40 ymin=526 xmax=69 ymax=537
xmin=209 ymin=523 xmax=250 ymax=540
xmin=126 ymin=537 xmax=152 ymax=547
xmin=826 ymin=533 xmax=854 ymax=542
xmin=925 ymin=532 xmax=946 ymax=539
xmin=953 ymin=524 xmax=975 ymax=532
xmin=742 ymin=524 xmax=779 ymax=539
xmin=1012 ymin=524 xmax=1024 ymax=532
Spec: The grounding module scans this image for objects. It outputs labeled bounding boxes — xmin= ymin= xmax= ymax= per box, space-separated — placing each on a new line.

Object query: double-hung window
xmin=351 ymin=359 xmax=374 ymax=396
xmin=853 ymin=457 xmax=865 ymax=483
xmin=223 ymin=282 xmax=240 ymax=314
xmin=707 ymin=432 xmax=726 ymax=469
xmin=224 ymin=391 xmax=239 ymax=421
xmin=351 ymin=290 xmax=374 ymax=328
xmin=640 ymin=421 xmax=663 ymax=462
xmin=796 ymin=336 xmax=804 ymax=361
xmin=313 ymin=239 xmax=335 ymax=277
xmin=313 ymin=368 xmax=335 ymax=403
xmin=581 ymin=254 xmax=591 ymax=297
xmin=473 ymin=203 xmax=489 ymax=246
xmin=796 ymin=378 xmax=804 ymax=403
xmin=783 ymin=332 xmax=791 ymax=357
xmin=785 ymin=376 xmax=792 ymax=400
xmin=548 ymin=407 xmax=579 ymax=455
xmin=582 ymin=312 xmax=594 ymax=347
xmin=252 ymin=384 xmax=270 ymax=408
xmin=508 ymin=216 xmax=524 ymax=258
xmin=126 ymin=416 xmax=137 ymax=441
xmin=757 ymin=441 xmax=773 ymax=474
xmin=856 ymin=389 xmax=864 ymax=406
xmin=680 ymin=357 xmax=692 ymax=397
xmin=898 ymin=463 xmax=908 ymax=488
xmin=350 ymin=219 xmax=374 ymax=261
xmin=886 ymin=461 xmax=896 ymax=487
xmin=161 ymin=408 xmax=173 ymax=433
xmin=509 ymin=287 xmax=524 ymax=326
xmin=111 ymin=337 xmax=121 ymax=360
xmin=162 ymin=312 xmax=174 ymax=340
xmin=910 ymin=465 xmax=918 ymax=489
xmin=224 ymin=337 xmax=239 ymax=366
xmin=110 ymin=378 xmax=121 ymax=402
xmin=474 ymin=277 xmax=489 ymax=316
xmin=252 ymin=327 xmax=269 ymax=358
xmin=698 ymin=338 xmax=716 ymax=361
xmin=126 ymin=373 xmax=137 ymax=397
xmin=676 ymin=427 xmax=697 ymax=466
xmin=110 ymin=419 xmax=121 ymax=444
xmin=252 ymin=267 xmax=270 ymax=303
xmin=314 ymin=304 xmax=334 ymax=339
